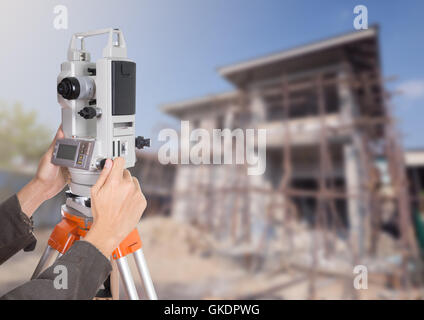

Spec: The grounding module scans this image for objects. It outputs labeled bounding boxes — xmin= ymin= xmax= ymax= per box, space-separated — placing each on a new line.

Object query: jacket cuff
xmin=3 ymin=195 xmax=34 ymax=234
xmin=13 ymin=195 xmax=37 ymax=251
xmin=0 ymin=195 xmax=37 ymax=258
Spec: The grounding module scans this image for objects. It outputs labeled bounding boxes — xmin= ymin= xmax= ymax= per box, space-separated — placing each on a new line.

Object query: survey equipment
xmin=31 ymin=29 xmax=157 ymax=300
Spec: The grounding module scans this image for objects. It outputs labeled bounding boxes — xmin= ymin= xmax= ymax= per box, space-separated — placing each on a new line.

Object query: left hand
xmin=33 ymin=126 xmax=69 ymax=200
xmin=17 ymin=126 xmax=69 ymax=217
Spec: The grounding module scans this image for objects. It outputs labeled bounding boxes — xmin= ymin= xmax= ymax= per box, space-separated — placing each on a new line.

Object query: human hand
xmin=17 ymin=126 xmax=69 ymax=217
xmin=84 ymin=157 xmax=147 ymax=257
xmin=34 ymin=126 xmax=69 ymax=199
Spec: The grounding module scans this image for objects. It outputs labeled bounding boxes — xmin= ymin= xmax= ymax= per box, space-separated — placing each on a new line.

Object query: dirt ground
xmin=0 ymin=216 xmax=421 ymax=299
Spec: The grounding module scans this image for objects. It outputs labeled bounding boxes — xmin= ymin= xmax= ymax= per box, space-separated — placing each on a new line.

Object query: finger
xmin=56 ymin=125 xmax=65 ymax=139
xmin=132 ymin=177 xmax=141 ymax=192
xmin=132 ymin=178 xmax=146 ymax=207
xmin=49 ymin=126 xmax=65 ymax=149
xmin=45 ymin=125 xmax=65 ymax=158
xmin=91 ymin=159 xmax=113 ymax=194
xmin=60 ymin=167 xmax=71 ymax=184
xmin=106 ymin=157 xmax=126 ymax=183
xmin=123 ymin=169 xmax=132 ymax=182
xmin=134 ymin=179 xmax=147 ymax=211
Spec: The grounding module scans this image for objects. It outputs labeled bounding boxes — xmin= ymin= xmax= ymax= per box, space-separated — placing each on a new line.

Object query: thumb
xmin=47 ymin=126 xmax=65 ymax=156
xmin=91 ymin=159 xmax=113 ymax=194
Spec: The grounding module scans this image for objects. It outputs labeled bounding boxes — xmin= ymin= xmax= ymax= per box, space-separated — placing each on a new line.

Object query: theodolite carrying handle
xmin=68 ymin=28 xmax=128 ymax=62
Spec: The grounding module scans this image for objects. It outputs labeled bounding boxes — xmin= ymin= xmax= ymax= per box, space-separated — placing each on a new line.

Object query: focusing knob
xmin=78 ymin=106 xmax=98 ymax=119
xmin=57 ymin=77 xmax=80 ymax=100
xmin=135 ymin=136 xmax=150 ymax=149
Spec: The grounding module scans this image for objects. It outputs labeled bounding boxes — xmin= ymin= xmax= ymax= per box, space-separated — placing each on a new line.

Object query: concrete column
xmin=343 ymin=142 xmax=364 ymax=256
xmin=247 ymin=90 xmax=268 ymax=246
xmin=338 ymin=68 xmax=367 ymax=257
xmin=249 ymin=89 xmax=267 ymax=123
xmin=224 ymin=107 xmax=235 ymax=128
xmin=248 ymin=151 xmax=269 ymax=247
xmin=173 ymin=166 xmax=191 ymax=222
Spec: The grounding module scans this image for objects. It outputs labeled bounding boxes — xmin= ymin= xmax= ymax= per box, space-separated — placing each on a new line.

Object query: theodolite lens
xmin=57 ymin=77 xmax=80 ymax=100
xmin=57 ymin=76 xmax=95 ymax=100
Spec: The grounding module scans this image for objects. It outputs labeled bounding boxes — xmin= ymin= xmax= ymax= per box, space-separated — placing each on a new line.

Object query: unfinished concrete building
xmin=162 ymin=27 xmax=420 ymax=296
xmin=131 ymin=151 xmax=175 ymax=217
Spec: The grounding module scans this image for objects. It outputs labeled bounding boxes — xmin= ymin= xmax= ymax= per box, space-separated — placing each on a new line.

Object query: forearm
xmin=1 ymin=241 xmax=112 ymax=300
xmin=17 ymin=178 xmax=48 ymax=218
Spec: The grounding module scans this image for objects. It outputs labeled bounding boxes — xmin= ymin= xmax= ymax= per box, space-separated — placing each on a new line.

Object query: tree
xmin=0 ymin=102 xmax=51 ymax=169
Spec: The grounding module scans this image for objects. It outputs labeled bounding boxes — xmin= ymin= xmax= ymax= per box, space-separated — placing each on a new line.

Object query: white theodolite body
xmin=52 ymin=29 xmax=149 ymax=199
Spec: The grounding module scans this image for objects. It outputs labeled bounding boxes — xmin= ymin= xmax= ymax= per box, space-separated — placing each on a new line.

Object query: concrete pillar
xmin=172 ymin=166 xmax=191 ymax=222
xmin=247 ymin=90 xmax=269 ymax=246
xmin=248 ymin=150 xmax=269 ymax=247
xmin=249 ymin=89 xmax=267 ymax=123
xmin=338 ymin=68 xmax=367 ymax=257
xmin=224 ymin=107 xmax=235 ymax=128
xmin=343 ymin=142 xmax=364 ymax=256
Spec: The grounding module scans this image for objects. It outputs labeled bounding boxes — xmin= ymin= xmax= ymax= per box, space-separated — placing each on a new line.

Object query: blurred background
xmin=1 ymin=0 xmax=424 ymax=299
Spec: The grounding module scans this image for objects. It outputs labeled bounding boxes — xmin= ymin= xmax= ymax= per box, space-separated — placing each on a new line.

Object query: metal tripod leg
xmin=31 ymin=245 xmax=59 ymax=280
xmin=116 ymin=256 xmax=139 ymax=300
xmin=133 ymin=249 xmax=158 ymax=300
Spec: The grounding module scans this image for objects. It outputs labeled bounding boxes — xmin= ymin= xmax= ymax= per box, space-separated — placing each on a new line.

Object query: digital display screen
xmin=56 ymin=144 xmax=77 ymax=161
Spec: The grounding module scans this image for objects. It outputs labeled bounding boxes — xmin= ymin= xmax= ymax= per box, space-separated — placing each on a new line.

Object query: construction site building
xmin=162 ymin=26 xmax=419 ymax=286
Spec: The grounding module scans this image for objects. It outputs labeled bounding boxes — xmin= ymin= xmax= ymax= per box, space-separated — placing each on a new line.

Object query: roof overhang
xmin=161 ymin=26 xmax=380 ymax=116
xmin=405 ymin=150 xmax=424 ymax=167
xmin=161 ymin=91 xmax=238 ymax=116
xmin=218 ymin=27 xmax=378 ymax=87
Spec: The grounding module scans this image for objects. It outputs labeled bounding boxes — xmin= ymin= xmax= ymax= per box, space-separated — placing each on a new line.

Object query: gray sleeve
xmin=0 ymin=195 xmax=37 ymax=265
xmin=1 ymin=241 xmax=112 ymax=300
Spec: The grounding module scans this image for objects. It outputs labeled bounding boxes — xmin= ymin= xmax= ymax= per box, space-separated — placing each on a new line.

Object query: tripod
xmin=31 ymin=198 xmax=157 ymax=300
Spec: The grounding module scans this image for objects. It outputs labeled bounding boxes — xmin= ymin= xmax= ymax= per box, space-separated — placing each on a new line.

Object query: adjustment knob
xmin=78 ymin=106 xmax=101 ymax=119
xmin=135 ymin=136 xmax=150 ymax=149
xmin=96 ymin=158 xmax=107 ymax=170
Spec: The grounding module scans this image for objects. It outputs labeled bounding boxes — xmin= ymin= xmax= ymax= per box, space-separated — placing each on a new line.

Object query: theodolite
xmin=31 ymin=28 xmax=157 ymax=300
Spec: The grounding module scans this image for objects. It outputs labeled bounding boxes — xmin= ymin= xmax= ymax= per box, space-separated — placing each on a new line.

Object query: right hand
xmin=84 ymin=157 xmax=147 ymax=257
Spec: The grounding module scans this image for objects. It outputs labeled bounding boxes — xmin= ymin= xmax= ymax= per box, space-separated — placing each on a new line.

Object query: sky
xmin=0 ymin=0 xmax=423 ymax=149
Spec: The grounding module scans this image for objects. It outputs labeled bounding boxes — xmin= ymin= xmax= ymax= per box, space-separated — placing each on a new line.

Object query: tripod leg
xmin=116 ymin=256 xmax=139 ymax=300
xmin=31 ymin=245 xmax=59 ymax=280
xmin=133 ymin=249 xmax=158 ymax=300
